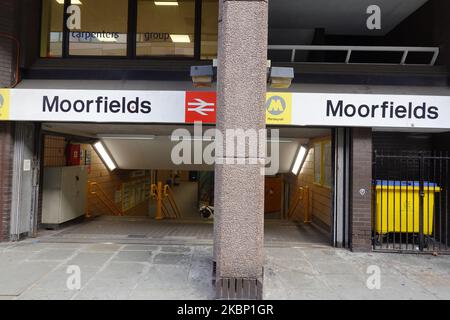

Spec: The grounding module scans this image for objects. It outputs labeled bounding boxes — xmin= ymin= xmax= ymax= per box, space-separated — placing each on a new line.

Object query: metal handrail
xmin=0 ymin=32 xmax=20 ymax=87
xmin=165 ymin=186 xmax=181 ymax=218
xmin=287 ymin=186 xmax=310 ymax=222
xmin=88 ymin=181 xmax=122 ymax=216
xmin=268 ymin=45 xmax=440 ymax=66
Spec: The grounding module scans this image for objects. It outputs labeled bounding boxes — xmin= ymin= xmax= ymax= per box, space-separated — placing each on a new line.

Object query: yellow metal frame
xmin=287 ymin=186 xmax=311 ymax=223
xmin=86 ymin=181 xmax=123 ymax=217
xmin=150 ymin=181 xmax=182 ymax=220
xmin=313 ymin=137 xmax=332 ymax=189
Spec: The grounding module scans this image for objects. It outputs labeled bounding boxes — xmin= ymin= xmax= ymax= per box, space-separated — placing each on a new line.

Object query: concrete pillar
xmin=214 ymin=0 xmax=268 ymax=299
xmin=350 ymin=128 xmax=373 ymax=252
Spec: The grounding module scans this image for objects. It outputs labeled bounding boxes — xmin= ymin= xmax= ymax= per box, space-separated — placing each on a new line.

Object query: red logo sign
xmin=185 ymin=91 xmax=216 ymax=123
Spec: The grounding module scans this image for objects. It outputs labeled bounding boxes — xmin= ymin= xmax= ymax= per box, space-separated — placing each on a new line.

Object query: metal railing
xmin=150 ymin=182 xmax=181 ymax=219
xmin=373 ymin=151 xmax=449 ymax=254
xmin=0 ymin=32 xmax=20 ymax=87
xmin=287 ymin=186 xmax=311 ymax=223
xmin=87 ymin=181 xmax=123 ymax=217
xmin=268 ymin=45 xmax=440 ymax=66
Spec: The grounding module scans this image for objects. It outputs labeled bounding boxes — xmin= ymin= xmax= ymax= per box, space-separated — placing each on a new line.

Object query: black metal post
xmin=419 ymin=153 xmax=425 ymax=251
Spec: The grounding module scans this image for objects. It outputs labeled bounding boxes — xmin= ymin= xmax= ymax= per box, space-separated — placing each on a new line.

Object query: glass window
xmin=323 ymin=141 xmax=332 ymax=188
xmin=40 ymin=0 xmax=64 ymax=57
xmin=314 ymin=142 xmax=322 ymax=185
xmin=201 ymin=0 xmax=218 ymax=60
xmin=314 ymin=139 xmax=332 ymax=188
xmin=136 ymin=0 xmax=195 ymax=57
xmin=69 ymin=0 xmax=128 ymax=56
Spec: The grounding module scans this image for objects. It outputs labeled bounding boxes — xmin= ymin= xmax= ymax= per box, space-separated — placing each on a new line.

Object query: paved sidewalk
xmin=0 ymin=241 xmax=449 ymax=300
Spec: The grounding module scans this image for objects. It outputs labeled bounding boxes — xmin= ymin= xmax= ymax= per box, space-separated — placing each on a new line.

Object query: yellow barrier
xmin=150 ymin=182 xmax=181 ymax=220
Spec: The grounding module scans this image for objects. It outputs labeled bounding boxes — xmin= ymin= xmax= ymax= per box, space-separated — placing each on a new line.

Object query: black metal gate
xmin=373 ymin=151 xmax=450 ymax=253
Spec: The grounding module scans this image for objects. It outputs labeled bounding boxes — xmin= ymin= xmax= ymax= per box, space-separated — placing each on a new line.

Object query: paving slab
xmin=1 ymin=239 xmax=449 ymax=300
xmin=112 ymin=250 xmax=153 ymax=263
xmin=122 ymin=245 xmax=159 ymax=252
xmin=160 ymin=246 xmax=192 ymax=253
xmin=16 ymin=266 xmax=99 ymax=300
xmin=153 ymin=253 xmax=191 ymax=265
xmin=95 ymin=262 xmax=146 ymax=280
xmin=136 ymin=265 xmax=191 ymax=290
xmin=0 ymin=261 xmax=58 ymax=296
xmin=82 ymin=243 xmax=123 ymax=252
xmin=28 ymin=249 xmax=78 ymax=261
xmin=66 ymin=252 xmax=115 ymax=268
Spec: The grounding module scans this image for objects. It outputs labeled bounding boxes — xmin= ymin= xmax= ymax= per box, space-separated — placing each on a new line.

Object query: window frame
xmin=50 ymin=0 xmax=204 ymax=60
xmin=313 ymin=137 xmax=332 ymax=189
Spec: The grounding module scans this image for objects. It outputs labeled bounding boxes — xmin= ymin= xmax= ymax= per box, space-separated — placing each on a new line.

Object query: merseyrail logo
xmin=0 ymin=89 xmax=10 ymax=120
xmin=265 ymin=93 xmax=292 ymax=124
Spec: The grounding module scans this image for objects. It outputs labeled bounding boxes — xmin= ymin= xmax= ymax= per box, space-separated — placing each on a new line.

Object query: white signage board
xmin=0 ymin=89 xmax=186 ymax=123
xmin=292 ymin=93 xmax=450 ymax=129
xmin=1 ymin=88 xmax=450 ymax=129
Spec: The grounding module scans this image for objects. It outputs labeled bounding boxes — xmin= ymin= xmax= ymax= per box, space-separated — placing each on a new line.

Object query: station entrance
xmin=32 ymin=122 xmax=336 ymax=247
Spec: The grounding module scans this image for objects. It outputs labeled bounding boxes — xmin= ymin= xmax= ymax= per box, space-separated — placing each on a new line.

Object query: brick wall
xmin=0 ymin=0 xmax=19 ymax=241
xmin=350 ymin=128 xmax=373 ymax=252
xmin=0 ymin=123 xmax=14 ymax=241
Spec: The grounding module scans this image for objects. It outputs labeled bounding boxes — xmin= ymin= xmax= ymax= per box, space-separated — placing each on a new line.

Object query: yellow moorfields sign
xmin=265 ymin=92 xmax=292 ymax=124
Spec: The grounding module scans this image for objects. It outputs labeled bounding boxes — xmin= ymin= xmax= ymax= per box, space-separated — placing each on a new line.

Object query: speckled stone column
xmin=214 ymin=0 xmax=268 ymax=299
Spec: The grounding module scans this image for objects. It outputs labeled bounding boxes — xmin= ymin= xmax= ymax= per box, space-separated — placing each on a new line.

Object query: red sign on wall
xmin=185 ymin=91 xmax=216 ymax=123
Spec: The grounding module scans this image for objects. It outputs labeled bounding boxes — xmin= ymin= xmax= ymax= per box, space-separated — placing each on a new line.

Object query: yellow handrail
xmin=165 ymin=185 xmax=182 ymax=218
xmin=88 ymin=181 xmax=122 ymax=216
xmin=287 ymin=186 xmax=311 ymax=223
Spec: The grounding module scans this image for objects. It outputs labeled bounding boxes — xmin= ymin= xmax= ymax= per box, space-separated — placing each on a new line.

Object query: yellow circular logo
xmin=266 ymin=95 xmax=286 ymax=116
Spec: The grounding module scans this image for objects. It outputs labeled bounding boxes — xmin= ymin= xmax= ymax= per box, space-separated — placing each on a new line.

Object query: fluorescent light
xmin=56 ymin=0 xmax=82 ymax=4
xmin=170 ymin=34 xmax=190 ymax=43
xmin=154 ymin=1 xmax=178 ymax=5
xmin=291 ymin=146 xmax=308 ymax=175
xmin=95 ymin=35 xmax=117 ymax=43
xmin=93 ymin=142 xmax=117 ymax=171
xmin=98 ymin=134 xmax=156 ymax=140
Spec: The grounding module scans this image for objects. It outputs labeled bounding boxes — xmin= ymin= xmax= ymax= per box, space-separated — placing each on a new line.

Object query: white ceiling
xmin=101 ymin=136 xmax=306 ymax=173
xmin=269 ymin=0 xmax=429 ymax=35
xmin=42 ymin=123 xmax=331 ymax=173
xmin=42 ymin=123 xmax=331 ymax=139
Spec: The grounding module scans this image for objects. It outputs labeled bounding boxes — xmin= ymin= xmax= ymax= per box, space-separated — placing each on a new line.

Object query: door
xmin=265 ymin=176 xmax=282 ymax=214
xmin=10 ymin=123 xmax=37 ymax=240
